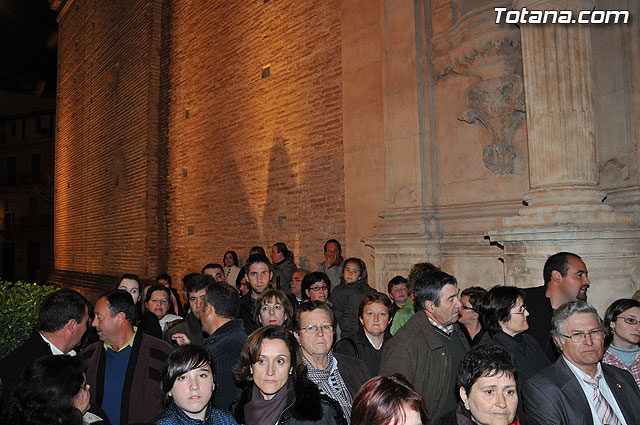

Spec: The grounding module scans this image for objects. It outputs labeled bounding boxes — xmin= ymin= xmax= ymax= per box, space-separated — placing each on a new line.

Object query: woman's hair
xmin=114 ymin=274 xmax=142 ymax=297
xmin=604 ymin=298 xmax=640 ymax=347
xmin=343 ymin=257 xmax=368 ymax=281
xmin=273 ymin=242 xmax=294 ymax=262
xmin=477 ymin=286 xmax=525 ymax=336
xmin=351 ymin=374 xmax=429 ymax=425
xmin=358 ymin=292 xmax=392 ymax=319
xmin=161 ymin=345 xmax=213 ymax=405
xmin=234 ymin=325 xmax=306 ymax=385
xmin=223 ymin=250 xmax=239 ymax=267
xmin=6 ymin=355 xmax=85 ymax=425
xmin=253 ymin=289 xmax=295 ymax=329
xmin=456 ymin=344 xmax=517 ymax=395
xmin=294 ymin=300 xmax=336 ymax=331
xmin=460 ymin=286 xmax=487 ymax=309
xmin=300 ymin=271 xmax=331 ymax=301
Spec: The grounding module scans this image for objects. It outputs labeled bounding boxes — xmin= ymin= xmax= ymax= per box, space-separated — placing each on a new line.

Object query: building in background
xmin=0 ymin=90 xmax=54 ymax=283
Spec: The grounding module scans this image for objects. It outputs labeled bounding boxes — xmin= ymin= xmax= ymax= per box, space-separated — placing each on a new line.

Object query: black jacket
xmin=233 ymin=375 xmax=347 ymax=425
xmin=204 ymin=319 xmax=247 ymax=411
xmin=522 ymin=286 xmax=558 ymax=362
xmin=435 ymin=403 xmax=539 ymax=425
xmin=334 ymin=326 xmax=392 ymax=375
xmin=0 ymin=332 xmax=53 ymax=396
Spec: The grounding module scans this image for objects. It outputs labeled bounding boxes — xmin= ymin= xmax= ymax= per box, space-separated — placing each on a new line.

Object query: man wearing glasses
xmin=523 ymin=301 xmax=640 ymax=425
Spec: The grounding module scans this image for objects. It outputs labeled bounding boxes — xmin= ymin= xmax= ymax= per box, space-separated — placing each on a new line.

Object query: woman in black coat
xmin=232 ymin=325 xmax=346 ymax=425
xmin=476 ymin=286 xmax=550 ymax=403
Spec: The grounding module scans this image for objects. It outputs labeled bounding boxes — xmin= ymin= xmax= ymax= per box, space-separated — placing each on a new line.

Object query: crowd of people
xmin=1 ymin=243 xmax=640 ymax=425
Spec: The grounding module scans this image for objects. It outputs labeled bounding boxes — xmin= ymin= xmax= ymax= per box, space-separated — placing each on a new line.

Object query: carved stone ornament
xmin=458 ymin=74 xmax=525 ymax=175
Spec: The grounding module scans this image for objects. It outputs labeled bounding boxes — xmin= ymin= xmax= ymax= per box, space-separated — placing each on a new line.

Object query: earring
xmin=289 ymin=368 xmax=293 ymax=375
xmin=249 ymin=366 xmax=253 ymax=375
xmin=465 ymin=402 xmax=470 ymax=410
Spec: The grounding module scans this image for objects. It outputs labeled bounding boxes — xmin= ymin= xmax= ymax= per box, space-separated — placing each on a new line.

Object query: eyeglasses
xmin=562 ymin=329 xmax=605 ymax=343
xmin=616 ymin=316 xmax=640 ymax=325
xmin=299 ymin=324 xmax=333 ymax=334
xmin=511 ymin=305 xmax=527 ymax=315
xmin=309 ymin=285 xmax=328 ymax=292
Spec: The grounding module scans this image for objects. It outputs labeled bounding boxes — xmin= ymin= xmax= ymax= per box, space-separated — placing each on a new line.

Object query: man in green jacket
xmin=380 ymin=263 xmax=470 ymax=420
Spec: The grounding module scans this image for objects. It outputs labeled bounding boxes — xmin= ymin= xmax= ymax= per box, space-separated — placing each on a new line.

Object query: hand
xmin=172 ymin=332 xmax=191 ymax=346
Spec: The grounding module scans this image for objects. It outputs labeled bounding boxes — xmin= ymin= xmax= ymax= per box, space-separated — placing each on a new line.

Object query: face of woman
xmin=611 ymin=306 xmax=640 ymax=348
xmin=460 ymin=372 xmax=518 ymax=425
xmin=343 ymin=262 xmax=361 ymax=283
xmin=146 ymin=289 xmax=170 ymax=319
xmin=359 ymin=302 xmax=390 ymax=337
xmin=306 ymin=280 xmax=329 ymax=302
xmin=458 ymin=295 xmax=479 ymax=327
xmin=72 ymin=374 xmax=91 ymax=415
xmin=500 ymin=297 xmax=529 ymax=337
xmin=259 ymin=299 xmax=287 ymax=326
xmin=117 ymin=278 xmax=141 ymax=303
xmin=253 ymin=338 xmax=291 ymax=400
xmin=224 ymin=253 xmax=235 ymax=267
xmin=295 ymin=309 xmax=334 ymax=360
xmin=169 ymin=365 xmax=214 ymax=420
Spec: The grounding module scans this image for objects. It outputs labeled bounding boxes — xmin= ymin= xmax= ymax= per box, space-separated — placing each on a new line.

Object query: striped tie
xmin=583 ymin=374 xmax=622 ymax=425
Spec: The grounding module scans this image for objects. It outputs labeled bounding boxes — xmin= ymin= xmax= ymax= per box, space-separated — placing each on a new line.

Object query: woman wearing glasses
xmin=477 ymin=286 xmax=550 ymax=403
xmin=301 ymin=272 xmax=332 ymax=303
xmin=603 ymin=298 xmax=640 ymax=388
xmin=293 ymin=301 xmax=371 ymax=424
xmin=232 ymin=325 xmax=346 ymax=425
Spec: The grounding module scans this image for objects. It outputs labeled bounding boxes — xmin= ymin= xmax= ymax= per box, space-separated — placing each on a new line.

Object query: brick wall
xmin=54 ymin=0 xmax=164 ymax=279
xmin=163 ymin=0 xmax=345 ymax=281
xmin=54 ymin=0 xmax=345 ymax=287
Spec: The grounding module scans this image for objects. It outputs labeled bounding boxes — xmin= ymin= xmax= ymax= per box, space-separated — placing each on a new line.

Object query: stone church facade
xmin=49 ymin=0 xmax=639 ymax=312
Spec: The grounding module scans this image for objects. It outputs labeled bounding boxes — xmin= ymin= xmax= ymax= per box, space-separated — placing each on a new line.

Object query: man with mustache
xmin=524 ymin=252 xmax=591 ymax=362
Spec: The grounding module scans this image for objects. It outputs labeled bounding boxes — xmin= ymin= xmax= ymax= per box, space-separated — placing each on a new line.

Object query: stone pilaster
xmin=488 ymin=0 xmax=640 ymax=314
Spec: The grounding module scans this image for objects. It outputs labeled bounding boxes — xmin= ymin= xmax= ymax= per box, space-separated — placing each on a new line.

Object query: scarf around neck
xmin=244 ymin=378 xmax=292 ymax=425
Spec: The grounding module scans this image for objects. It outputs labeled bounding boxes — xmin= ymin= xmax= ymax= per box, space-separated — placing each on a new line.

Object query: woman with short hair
xmin=435 ymin=344 xmax=538 ymax=425
xmin=154 ymin=344 xmax=238 ymax=424
xmin=477 ymin=286 xmax=549 ymax=390
xmin=334 ymin=292 xmax=393 ymax=375
xmin=232 ymin=325 xmax=346 ymax=425
xmin=146 ymin=284 xmax=183 ymax=333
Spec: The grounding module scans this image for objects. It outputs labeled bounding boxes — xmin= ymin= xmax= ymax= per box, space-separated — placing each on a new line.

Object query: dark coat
xmin=272 ymin=258 xmax=297 ymax=294
xmin=239 ymin=294 xmax=257 ymax=335
xmin=334 ymin=326 xmax=392 ymax=375
xmin=331 ymin=280 xmax=375 ymax=338
xmin=522 ymin=286 xmax=559 ymax=362
xmin=333 ymin=352 xmax=372 ymax=398
xmin=380 ymin=312 xmax=471 ymax=420
xmin=0 ymin=331 xmax=53 ymax=396
xmin=523 ymin=358 xmax=640 ymax=425
xmin=82 ymin=330 xmax=173 ymax=425
xmin=232 ymin=375 xmax=347 ymax=425
xmin=480 ymin=331 xmax=550 ymax=388
xmin=204 ymin=319 xmax=247 ymax=411
xmin=164 ymin=312 xmax=206 ymax=347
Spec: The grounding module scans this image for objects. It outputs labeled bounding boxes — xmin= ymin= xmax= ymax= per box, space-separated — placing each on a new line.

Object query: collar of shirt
xmin=39 ymin=332 xmax=75 ymax=356
xmin=563 ymin=357 xmax=628 ymax=425
xmin=428 ymin=316 xmax=453 ymax=335
xmin=104 ymin=327 xmax=137 ymax=352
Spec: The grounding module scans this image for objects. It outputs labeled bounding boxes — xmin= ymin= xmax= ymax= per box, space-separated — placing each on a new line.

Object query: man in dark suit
xmin=523 ymin=301 xmax=640 ymax=425
xmin=524 ymin=252 xmax=591 ymax=362
xmin=0 ymin=289 xmax=90 ymax=396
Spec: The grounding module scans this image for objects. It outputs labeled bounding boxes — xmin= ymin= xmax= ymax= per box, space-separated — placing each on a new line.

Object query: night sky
xmin=0 ymin=0 xmax=58 ymax=95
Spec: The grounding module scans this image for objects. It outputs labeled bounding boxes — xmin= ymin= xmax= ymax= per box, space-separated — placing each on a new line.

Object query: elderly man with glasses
xmin=523 ymin=301 xmax=640 ymax=425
